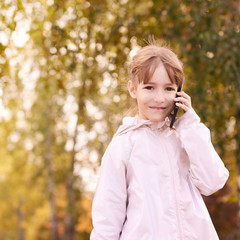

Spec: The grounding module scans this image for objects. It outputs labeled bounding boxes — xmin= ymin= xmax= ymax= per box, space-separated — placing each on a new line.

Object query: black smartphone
xmin=170 ymin=83 xmax=183 ymax=129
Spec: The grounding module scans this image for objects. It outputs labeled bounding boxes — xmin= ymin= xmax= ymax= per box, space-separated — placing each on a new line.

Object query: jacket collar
xmin=114 ymin=117 xmax=172 ymax=137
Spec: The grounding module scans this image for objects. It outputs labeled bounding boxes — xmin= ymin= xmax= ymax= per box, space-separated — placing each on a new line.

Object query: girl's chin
xmin=139 ymin=110 xmax=171 ymax=122
xmin=146 ymin=115 xmax=168 ymax=122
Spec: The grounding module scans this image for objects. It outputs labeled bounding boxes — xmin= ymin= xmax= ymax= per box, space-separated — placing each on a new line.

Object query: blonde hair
xmin=129 ymin=42 xmax=184 ymax=88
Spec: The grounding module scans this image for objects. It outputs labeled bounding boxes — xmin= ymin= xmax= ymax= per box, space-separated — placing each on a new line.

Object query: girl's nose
xmin=153 ymin=90 xmax=165 ymax=103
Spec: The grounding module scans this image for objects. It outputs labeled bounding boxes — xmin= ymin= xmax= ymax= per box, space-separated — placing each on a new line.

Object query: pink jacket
xmin=90 ymin=109 xmax=229 ymax=240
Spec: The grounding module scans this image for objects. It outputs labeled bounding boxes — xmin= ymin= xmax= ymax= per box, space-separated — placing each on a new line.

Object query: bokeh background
xmin=0 ymin=0 xmax=240 ymax=239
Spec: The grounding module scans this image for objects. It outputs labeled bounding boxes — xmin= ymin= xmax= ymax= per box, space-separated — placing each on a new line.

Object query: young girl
xmin=90 ymin=42 xmax=229 ymax=240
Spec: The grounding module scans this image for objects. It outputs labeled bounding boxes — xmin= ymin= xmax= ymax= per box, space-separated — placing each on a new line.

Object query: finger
xmin=176 ymin=102 xmax=191 ymax=112
xmin=174 ymin=97 xmax=191 ymax=108
xmin=174 ymin=96 xmax=191 ymax=105
xmin=176 ymin=91 xmax=191 ymax=101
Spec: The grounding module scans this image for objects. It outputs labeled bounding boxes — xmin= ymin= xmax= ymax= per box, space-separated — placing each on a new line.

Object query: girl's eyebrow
xmin=144 ymin=81 xmax=156 ymax=85
xmin=165 ymin=83 xmax=176 ymax=86
xmin=145 ymin=82 xmax=176 ymax=86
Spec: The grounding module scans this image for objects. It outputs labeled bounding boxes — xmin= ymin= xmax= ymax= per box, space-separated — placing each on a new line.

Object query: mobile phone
xmin=170 ymin=83 xmax=184 ymax=129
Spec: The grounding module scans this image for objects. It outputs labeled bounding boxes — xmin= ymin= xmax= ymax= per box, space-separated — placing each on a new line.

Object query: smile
xmin=149 ymin=106 xmax=167 ymax=111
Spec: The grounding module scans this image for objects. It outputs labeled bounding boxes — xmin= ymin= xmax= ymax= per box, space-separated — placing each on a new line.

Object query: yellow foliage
xmin=24 ymin=202 xmax=50 ymax=240
xmin=76 ymin=195 xmax=93 ymax=234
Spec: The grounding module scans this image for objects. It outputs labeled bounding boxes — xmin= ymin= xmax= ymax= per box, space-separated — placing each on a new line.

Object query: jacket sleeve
xmin=175 ymin=108 xmax=229 ymax=196
xmin=90 ymin=137 xmax=128 ymax=240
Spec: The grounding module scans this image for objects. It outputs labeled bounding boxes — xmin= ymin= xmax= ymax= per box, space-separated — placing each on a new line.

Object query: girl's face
xmin=128 ymin=63 xmax=178 ymax=122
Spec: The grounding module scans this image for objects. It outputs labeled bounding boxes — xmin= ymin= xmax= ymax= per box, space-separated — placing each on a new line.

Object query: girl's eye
xmin=144 ymin=86 xmax=153 ymax=90
xmin=166 ymin=87 xmax=175 ymax=91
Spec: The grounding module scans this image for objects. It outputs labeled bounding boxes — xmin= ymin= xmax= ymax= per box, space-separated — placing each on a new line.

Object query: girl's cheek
xmin=168 ymin=93 xmax=176 ymax=101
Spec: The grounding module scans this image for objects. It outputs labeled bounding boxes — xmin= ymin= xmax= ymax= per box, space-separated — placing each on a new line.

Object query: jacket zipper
xmin=168 ymin=155 xmax=184 ymax=240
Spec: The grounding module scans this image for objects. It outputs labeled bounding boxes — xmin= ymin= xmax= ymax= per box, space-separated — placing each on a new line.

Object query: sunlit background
xmin=0 ymin=0 xmax=240 ymax=239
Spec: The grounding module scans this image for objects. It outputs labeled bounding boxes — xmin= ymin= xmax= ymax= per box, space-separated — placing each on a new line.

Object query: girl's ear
xmin=128 ymin=80 xmax=137 ymax=99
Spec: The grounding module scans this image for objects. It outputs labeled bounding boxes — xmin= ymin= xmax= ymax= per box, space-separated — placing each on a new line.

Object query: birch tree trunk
xmin=45 ymin=106 xmax=59 ymax=240
xmin=64 ymin=96 xmax=85 ymax=240
xmin=65 ymin=132 xmax=76 ymax=240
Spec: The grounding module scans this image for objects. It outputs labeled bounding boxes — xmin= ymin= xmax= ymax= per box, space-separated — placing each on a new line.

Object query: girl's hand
xmin=174 ymin=91 xmax=192 ymax=112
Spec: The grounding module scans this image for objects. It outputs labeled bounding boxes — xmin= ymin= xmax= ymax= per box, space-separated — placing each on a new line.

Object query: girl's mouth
xmin=150 ymin=106 xmax=167 ymax=111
